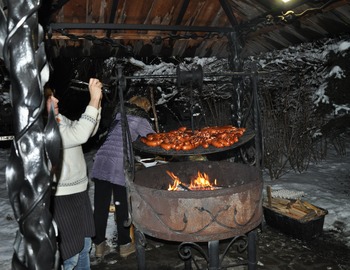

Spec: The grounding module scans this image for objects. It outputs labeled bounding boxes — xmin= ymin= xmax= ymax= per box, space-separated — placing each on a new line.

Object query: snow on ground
xmin=263 ymin=141 xmax=350 ymax=246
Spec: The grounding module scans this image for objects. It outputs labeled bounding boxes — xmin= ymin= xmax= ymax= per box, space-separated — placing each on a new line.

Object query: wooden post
xmin=266 ymin=186 xmax=272 ymax=207
xmin=149 ymin=87 xmax=160 ymax=133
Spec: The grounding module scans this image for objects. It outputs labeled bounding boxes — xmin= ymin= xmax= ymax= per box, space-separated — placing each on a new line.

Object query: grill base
xmin=134 ymin=228 xmax=259 ymax=270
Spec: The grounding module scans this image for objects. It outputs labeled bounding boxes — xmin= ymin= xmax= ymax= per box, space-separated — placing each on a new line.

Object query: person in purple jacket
xmin=90 ymin=96 xmax=155 ymax=259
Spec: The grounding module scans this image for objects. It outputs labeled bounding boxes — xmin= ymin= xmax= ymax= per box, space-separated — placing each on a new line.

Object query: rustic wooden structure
xmin=38 ymin=0 xmax=350 ymax=59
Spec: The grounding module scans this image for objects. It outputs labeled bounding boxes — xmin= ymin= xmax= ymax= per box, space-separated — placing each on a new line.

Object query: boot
xmin=95 ymin=241 xmax=111 ymax=258
xmin=119 ymin=242 xmax=136 ymax=258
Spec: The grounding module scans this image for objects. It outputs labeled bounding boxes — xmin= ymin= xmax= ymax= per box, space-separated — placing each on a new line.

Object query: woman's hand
xmin=88 ymin=78 xmax=103 ymax=108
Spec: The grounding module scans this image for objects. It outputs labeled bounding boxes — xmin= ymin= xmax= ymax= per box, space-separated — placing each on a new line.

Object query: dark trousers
xmin=92 ymin=179 xmax=131 ymax=246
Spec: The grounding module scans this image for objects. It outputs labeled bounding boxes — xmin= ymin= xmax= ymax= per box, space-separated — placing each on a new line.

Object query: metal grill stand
xmin=134 ymin=227 xmax=259 ymax=270
xmin=114 ymin=63 xmax=263 ymax=270
xmin=128 ymin=161 xmax=263 ymax=270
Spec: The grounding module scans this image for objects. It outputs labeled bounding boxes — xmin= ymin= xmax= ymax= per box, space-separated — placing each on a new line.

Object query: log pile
xmin=264 ymin=186 xmax=327 ymax=222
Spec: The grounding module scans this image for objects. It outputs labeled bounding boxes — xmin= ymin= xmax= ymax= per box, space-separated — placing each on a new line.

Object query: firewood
xmin=270 ymin=205 xmax=290 ymax=214
xmin=288 ymin=212 xmax=303 ymax=220
xmin=264 ymin=200 xmax=295 ymax=216
xmin=302 ymin=201 xmax=324 ymax=215
xmin=271 ymin=197 xmax=291 ymax=205
xmin=300 ymin=210 xmax=318 ymax=222
xmin=291 ymin=200 xmax=312 ymax=214
xmin=264 ymin=197 xmax=326 ymax=221
xmin=264 ymin=190 xmax=326 ymax=222
xmin=288 ymin=207 xmax=307 ymax=219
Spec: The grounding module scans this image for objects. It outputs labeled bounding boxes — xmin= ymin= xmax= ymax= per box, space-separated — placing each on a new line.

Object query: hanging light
xmin=281 ymin=0 xmax=291 ymax=2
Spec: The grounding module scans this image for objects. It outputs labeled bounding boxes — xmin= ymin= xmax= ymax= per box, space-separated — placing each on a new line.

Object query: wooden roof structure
xmin=40 ymin=0 xmax=350 ymax=60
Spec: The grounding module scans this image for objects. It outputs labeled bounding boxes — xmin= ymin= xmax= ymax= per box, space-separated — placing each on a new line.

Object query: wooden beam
xmin=49 ymin=32 xmax=229 ymax=41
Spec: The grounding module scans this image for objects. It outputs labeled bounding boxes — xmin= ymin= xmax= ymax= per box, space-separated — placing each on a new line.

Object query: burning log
xmin=166 ymin=170 xmax=220 ymax=191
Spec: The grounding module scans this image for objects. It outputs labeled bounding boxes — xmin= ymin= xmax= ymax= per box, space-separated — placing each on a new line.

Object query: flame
xmin=167 ymin=170 xmax=218 ymax=191
xmin=190 ymin=171 xmax=217 ymax=190
xmin=167 ymin=170 xmax=182 ymax=190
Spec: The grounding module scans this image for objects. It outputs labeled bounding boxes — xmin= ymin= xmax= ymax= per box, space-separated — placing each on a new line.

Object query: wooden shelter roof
xmin=40 ymin=0 xmax=350 ymax=59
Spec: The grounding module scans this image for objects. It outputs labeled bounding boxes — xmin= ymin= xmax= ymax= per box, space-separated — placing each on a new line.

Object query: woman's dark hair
xmin=44 ymin=86 xmax=55 ymax=101
xmin=43 ymin=86 xmax=55 ymax=120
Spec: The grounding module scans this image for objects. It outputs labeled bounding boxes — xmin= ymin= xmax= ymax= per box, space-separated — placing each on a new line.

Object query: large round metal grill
xmin=128 ymin=161 xmax=263 ymax=242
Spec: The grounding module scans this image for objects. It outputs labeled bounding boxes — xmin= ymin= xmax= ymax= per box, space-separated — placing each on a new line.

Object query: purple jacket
xmin=91 ymin=109 xmax=155 ymax=186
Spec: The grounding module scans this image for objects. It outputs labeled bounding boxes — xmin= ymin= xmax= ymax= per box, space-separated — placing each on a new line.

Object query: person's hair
xmin=43 ymin=86 xmax=55 ymax=119
xmin=128 ymin=96 xmax=151 ymax=112
xmin=44 ymin=86 xmax=55 ymax=101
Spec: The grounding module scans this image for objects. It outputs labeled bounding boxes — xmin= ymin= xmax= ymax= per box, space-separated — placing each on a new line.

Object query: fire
xmin=167 ymin=170 xmax=218 ymax=191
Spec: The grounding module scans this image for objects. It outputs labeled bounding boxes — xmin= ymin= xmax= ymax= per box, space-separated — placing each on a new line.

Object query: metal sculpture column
xmin=1 ymin=1 xmax=60 ymax=269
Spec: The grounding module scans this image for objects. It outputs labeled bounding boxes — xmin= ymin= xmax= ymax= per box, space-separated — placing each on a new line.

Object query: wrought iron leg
xmin=135 ymin=229 xmax=147 ymax=270
xmin=184 ymin=252 xmax=192 ymax=270
xmin=208 ymin=240 xmax=220 ymax=270
xmin=247 ymin=229 xmax=258 ymax=270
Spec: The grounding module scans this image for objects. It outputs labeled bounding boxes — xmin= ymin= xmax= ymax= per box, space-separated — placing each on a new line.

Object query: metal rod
xmin=108 ymin=71 xmax=270 ymax=81
xmin=172 ymin=0 xmax=190 ymax=35
xmin=69 ymin=79 xmax=112 ymax=94
xmin=247 ymin=229 xmax=258 ymax=270
xmin=149 ymin=87 xmax=160 ymax=133
xmin=70 ymin=79 xmax=110 ymax=87
xmin=135 ymin=230 xmax=147 ymax=270
xmin=49 ymin=23 xmax=234 ymax=33
xmin=251 ymin=72 xmax=262 ymax=170
xmin=219 ymin=0 xmax=239 ymax=27
xmin=208 ymin=240 xmax=220 ymax=270
xmin=106 ymin=0 xmax=119 ymax=38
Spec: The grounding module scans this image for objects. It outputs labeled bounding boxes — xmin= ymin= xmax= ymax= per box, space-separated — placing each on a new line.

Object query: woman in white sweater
xmin=45 ymin=78 xmax=103 ymax=270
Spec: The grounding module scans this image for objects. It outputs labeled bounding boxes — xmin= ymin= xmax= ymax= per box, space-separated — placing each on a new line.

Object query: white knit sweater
xmin=53 ymin=105 xmax=101 ymax=196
